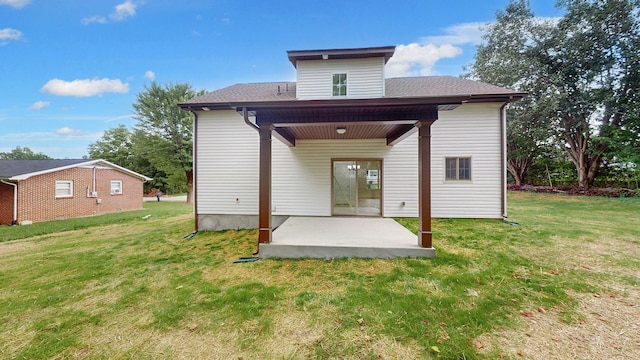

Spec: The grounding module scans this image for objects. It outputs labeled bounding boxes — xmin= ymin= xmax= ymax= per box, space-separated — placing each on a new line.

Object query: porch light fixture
xmin=336 ymin=127 xmax=346 ymax=135
xmin=202 ymin=107 xmax=210 ymax=111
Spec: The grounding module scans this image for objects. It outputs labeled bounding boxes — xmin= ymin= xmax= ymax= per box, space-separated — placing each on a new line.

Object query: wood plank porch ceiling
xmin=246 ymin=103 xmax=458 ymax=146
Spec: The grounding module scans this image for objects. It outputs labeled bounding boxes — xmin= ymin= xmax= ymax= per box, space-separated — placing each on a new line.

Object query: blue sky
xmin=0 ymin=0 xmax=562 ymax=159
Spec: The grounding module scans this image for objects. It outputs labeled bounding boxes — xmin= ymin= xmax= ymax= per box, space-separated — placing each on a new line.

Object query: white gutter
xmin=0 ymin=180 xmax=18 ymax=225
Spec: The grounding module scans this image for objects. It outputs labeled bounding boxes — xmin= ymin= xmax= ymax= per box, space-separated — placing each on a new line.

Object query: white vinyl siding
xmin=195 ymin=102 xmax=503 ymax=220
xmin=55 ymin=180 xmax=73 ymax=198
xmin=273 ymin=139 xmax=393 ymax=216
xmin=196 ymin=110 xmax=259 ymax=215
xmin=432 ymin=103 xmax=503 ymax=218
xmin=296 ymin=57 xmax=385 ymax=99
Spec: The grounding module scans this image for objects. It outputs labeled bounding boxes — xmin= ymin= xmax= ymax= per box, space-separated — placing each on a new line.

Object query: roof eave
xmin=287 ymin=46 xmax=396 ymax=68
xmin=8 ymin=159 xmax=152 ymax=181
xmin=179 ymin=93 xmax=526 ymax=112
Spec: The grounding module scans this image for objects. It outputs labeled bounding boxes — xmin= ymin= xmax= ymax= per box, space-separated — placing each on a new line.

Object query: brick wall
xmin=0 ymin=182 xmax=15 ymax=225
xmin=16 ymin=167 xmax=145 ymax=224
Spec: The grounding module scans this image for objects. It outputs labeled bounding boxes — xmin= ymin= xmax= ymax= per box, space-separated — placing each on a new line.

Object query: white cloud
xmin=0 ymin=28 xmax=23 ymax=45
xmin=421 ymin=22 xmax=486 ymax=46
xmin=82 ymin=1 xmax=139 ymax=25
xmin=383 ymin=21 xmax=490 ymax=77
xmin=144 ymin=70 xmax=155 ymax=80
xmin=0 ymin=0 xmax=30 ymax=9
xmin=81 ymin=16 xmax=107 ymax=25
xmin=30 ymin=101 xmax=50 ymax=110
xmin=385 ymin=43 xmax=463 ymax=77
xmin=110 ymin=0 xmax=137 ymax=21
xmin=105 ymin=114 xmax=134 ymax=123
xmin=55 ymin=127 xmax=86 ymax=136
xmin=41 ymin=78 xmax=129 ymax=97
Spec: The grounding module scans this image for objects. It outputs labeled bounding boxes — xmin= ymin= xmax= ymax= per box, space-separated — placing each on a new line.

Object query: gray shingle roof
xmin=0 ymin=159 xmax=89 ymax=179
xmin=385 ymin=76 xmax=522 ymax=98
xmin=180 ymin=76 xmax=523 ymax=107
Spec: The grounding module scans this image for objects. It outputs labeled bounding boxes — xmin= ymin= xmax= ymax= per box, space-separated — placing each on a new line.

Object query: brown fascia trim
xmin=287 ymin=46 xmax=396 ymax=67
xmin=178 ymin=93 xmax=526 ymax=113
xmin=468 ymin=93 xmax=527 ymax=103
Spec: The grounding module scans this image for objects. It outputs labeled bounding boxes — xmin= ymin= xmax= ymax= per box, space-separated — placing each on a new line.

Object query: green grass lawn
xmin=0 ymin=193 xmax=638 ymax=359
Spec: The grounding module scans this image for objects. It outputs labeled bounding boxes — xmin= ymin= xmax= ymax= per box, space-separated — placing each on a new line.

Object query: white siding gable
xmin=296 ymin=57 xmax=385 ymax=99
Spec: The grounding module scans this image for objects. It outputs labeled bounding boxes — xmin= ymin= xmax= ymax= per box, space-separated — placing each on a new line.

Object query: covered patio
xmin=248 ymin=101 xmax=447 ymax=257
xmin=260 ymin=216 xmax=435 ymax=259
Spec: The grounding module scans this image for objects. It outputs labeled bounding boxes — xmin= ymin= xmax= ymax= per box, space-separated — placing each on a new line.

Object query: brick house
xmin=0 ymin=159 xmax=152 ymax=225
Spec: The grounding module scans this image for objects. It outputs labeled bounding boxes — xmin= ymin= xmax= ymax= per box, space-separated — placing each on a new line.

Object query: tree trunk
xmin=563 ymin=116 xmax=591 ymax=189
xmin=507 ymin=160 xmax=525 ymax=186
xmin=586 ymin=150 xmax=604 ymax=187
xmin=185 ymin=170 xmax=193 ymax=204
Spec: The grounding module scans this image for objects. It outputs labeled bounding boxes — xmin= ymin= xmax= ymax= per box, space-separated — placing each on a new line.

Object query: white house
xmin=179 ymin=46 xmax=524 ymax=254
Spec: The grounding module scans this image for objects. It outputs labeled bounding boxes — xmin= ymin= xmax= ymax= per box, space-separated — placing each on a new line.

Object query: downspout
xmin=93 ymin=166 xmax=97 ymax=195
xmin=190 ymin=110 xmax=199 ymax=232
xmin=1 ymin=180 xmax=18 ymax=225
xmin=242 ymin=107 xmax=261 ymax=255
xmin=500 ymin=100 xmax=510 ymax=219
xmin=242 ymin=107 xmax=259 ymax=132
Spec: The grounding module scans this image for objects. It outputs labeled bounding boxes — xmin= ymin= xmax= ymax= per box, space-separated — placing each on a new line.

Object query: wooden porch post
xmin=258 ymin=124 xmax=273 ymax=243
xmin=417 ymin=120 xmax=434 ymax=248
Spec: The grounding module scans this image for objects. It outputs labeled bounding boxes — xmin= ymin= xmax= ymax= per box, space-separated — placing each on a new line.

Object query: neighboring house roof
xmin=0 ymin=159 xmax=152 ymax=181
xmin=179 ymin=76 xmax=525 ymax=109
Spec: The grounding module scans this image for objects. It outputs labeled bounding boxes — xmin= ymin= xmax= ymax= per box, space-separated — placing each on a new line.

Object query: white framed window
xmin=55 ymin=180 xmax=73 ymax=198
xmin=110 ymin=180 xmax=123 ymax=195
xmin=445 ymin=157 xmax=472 ymax=181
xmin=332 ymin=73 xmax=347 ymax=96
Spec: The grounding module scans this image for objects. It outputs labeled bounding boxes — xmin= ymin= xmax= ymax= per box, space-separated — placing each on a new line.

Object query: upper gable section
xmin=287 ymin=46 xmax=395 ymax=100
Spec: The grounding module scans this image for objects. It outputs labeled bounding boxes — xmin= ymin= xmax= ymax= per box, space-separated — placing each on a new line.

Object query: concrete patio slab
xmin=259 ymin=217 xmax=435 ymax=259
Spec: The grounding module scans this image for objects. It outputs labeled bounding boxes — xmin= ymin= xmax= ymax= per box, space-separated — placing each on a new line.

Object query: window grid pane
xmin=445 ymin=158 xmax=458 ymax=180
xmin=332 ymin=73 xmax=347 ymax=96
xmin=458 ymin=158 xmax=471 ymax=180
xmin=445 ymin=157 xmax=471 ymax=181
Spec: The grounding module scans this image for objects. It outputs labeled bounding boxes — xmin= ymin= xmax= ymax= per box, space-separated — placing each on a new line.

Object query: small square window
xmin=332 ymin=73 xmax=347 ymax=96
xmin=55 ymin=180 xmax=73 ymax=198
xmin=445 ymin=157 xmax=472 ymax=181
xmin=111 ymin=180 xmax=123 ymax=195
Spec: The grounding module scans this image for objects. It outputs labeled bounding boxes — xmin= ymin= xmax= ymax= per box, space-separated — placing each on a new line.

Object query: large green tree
xmin=469 ymin=0 xmax=640 ymax=188
xmin=0 ymin=146 xmax=52 ymax=159
xmin=87 ymin=125 xmax=168 ymax=192
xmin=132 ymin=82 xmax=205 ymax=203
xmin=466 ymin=0 xmax=556 ymax=185
xmin=88 ymin=125 xmax=135 ymax=168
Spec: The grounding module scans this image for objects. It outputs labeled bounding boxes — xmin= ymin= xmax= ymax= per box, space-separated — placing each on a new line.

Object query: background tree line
xmin=466 ymin=0 xmax=639 ymax=189
xmin=88 ymin=82 xmax=205 ymax=203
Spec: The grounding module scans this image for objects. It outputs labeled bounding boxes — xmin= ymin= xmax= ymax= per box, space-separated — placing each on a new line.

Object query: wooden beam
xmin=258 ymin=124 xmax=273 ymax=244
xmin=417 ymin=120 xmax=435 ymax=248
xmin=255 ymin=107 xmax=439 ymax=125
xmin=273 ymin=128 xmax=296 ymax=147
xmin=386 ymin=124 xmax=417 ymax=146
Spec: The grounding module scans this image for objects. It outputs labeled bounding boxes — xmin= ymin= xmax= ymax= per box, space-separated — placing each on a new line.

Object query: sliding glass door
xmin=332 ymin=160 xmax=381 ymax=216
